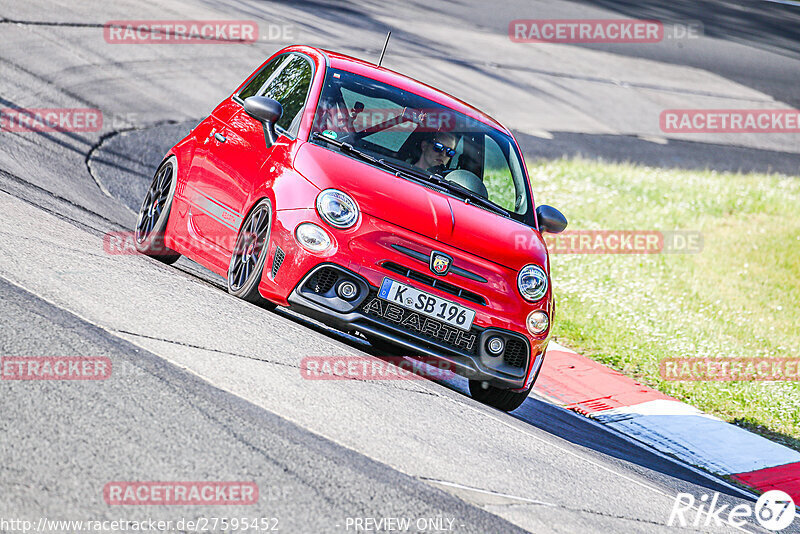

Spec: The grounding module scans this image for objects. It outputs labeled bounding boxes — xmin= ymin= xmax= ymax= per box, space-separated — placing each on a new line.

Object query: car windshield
xmin=309 ymin=68 xmax=532 ymax=221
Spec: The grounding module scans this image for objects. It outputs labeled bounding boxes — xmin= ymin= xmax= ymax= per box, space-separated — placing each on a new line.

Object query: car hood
xmin=446 ymin=197 xmax=549 ymax=272
xmin=294 ymin=142 xmax=549 ymax=271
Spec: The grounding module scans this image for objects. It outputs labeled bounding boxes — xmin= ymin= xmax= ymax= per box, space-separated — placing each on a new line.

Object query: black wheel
xmin=227 ymin=199 xmax=275 ymax=308
xmin=469 ymin=380 xmax=532 ymax=412
xmin=469 ymin=357 xmax=543 ymax=412
xmin=134 ymin=156 xmax=181 ymax=264
xmin=365 ymin=335 xmax=407 ymax=356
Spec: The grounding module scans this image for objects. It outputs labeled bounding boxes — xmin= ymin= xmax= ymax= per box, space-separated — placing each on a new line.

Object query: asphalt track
xmin=2 ymin=0 xmax=799 ymax=532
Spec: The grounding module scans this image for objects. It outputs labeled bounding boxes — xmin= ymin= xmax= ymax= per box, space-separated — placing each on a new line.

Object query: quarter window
xmin=239 ymin=57 xmax=283 ymax=101
xmin=483 ymin=135 xmax=526 ymax=213
xmin=238 ymin=54 xmax=313 ymax=136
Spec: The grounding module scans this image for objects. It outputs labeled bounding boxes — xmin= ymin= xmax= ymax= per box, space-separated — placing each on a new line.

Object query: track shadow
xmin=570 ymin=0 xmax=800 ymax=62
xmin=515 ymin=130 xmax=800 ymax=176
xmin=563 ymin=0 xmax=800 ymax=109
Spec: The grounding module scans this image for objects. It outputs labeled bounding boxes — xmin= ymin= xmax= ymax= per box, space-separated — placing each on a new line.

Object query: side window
xmin=238 ymin=57 xmax=284 ymax=101
xmin=237 ymin=54 xmax=313 ymax=136
xmin=262 ymin=55 xmax=313 ymax=135
xmin=507 ymin=144 xmax=528 ymax=214
xmin=483 ymin=136 xmax=518 ymax=212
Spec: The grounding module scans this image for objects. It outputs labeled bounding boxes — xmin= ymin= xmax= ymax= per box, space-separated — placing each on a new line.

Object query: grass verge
xmin=527 ymin=158 xmax=800 ymax=450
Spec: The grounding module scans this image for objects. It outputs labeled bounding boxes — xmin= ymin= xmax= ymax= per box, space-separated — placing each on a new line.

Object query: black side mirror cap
xmin=244 ymin=96 xmax=283 ymax=145
xmin=536 ymin=205 xmax=568 ymax=234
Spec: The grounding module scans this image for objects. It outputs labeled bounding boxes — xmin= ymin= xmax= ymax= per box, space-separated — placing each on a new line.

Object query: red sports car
xmin=134 ymin=45 xmax=567 ymax=411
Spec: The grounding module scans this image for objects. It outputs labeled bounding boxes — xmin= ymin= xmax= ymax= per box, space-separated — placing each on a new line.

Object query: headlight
xmin=527 ymin=311 xmax=549 ymax=335
xmin=517 ymin=264 xmax=548 ymax=302
xmin=295 ymin=223 xmax=331 ymax=252
xmin=316 ymin=189 xmax=359 ymax=229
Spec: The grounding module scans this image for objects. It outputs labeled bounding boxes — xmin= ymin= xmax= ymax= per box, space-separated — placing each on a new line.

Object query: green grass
xmin=525 ymin=158 xmax=800 ymax=450
xmin=483 ymin=171 xmax=517 ymax=211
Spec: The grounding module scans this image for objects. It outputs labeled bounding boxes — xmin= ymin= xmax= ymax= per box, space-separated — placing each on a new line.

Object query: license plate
xmin=378 ymin=278 xmax=475 ymax=331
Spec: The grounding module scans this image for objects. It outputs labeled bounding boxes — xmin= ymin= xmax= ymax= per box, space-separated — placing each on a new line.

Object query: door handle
xmin=214 ymin=132 xmax=227 ymax=143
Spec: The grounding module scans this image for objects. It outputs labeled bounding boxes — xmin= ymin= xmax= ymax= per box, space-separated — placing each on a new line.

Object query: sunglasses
xmin=431 ymin=141 xmax=456 ymax=157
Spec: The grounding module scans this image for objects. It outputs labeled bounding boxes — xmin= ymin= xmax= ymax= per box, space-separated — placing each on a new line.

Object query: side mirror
xmin=536 ymin=205 xmax=568 ymax=234
xmin=244 ymin=96 xmax=283 ymax=146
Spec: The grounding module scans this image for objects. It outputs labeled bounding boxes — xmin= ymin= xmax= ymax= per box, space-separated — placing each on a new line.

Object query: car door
xmin=191 ymin=53 xmax=314 ymax=254
xmin=183 ymin=113 xmax=235 ymax=251
xmin=184 ymin=90 xmax=256 ymax=253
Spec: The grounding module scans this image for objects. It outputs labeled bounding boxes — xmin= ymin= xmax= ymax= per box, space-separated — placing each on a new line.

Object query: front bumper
xmin=260 ymin=208 xmax=550 ymax=389
xmin=287 ymin=263 xmax=545 ymax=389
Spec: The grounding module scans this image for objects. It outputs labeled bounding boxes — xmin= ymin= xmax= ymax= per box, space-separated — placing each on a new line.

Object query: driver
xmin=413 ymin=132 xmax=457 ymax=173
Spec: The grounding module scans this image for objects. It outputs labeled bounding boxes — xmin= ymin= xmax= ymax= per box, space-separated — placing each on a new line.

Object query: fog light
xmin=337 ymin=280 xmax=358 ymax=300
xmin=486 ymin=336 xmax=505 ymax=356
xmin=526 ymin=310 xmax=549 ymax=335
xmin=295 ymin=222 xmax=331 ymax=252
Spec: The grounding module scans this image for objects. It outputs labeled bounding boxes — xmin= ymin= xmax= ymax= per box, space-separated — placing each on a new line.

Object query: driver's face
xmin=423 ymin=137 xmax=456 ymax=167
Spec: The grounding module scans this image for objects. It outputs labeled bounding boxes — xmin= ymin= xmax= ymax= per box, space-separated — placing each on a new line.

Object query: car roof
xmin=290 ymin=46 xmax=510 ymax=135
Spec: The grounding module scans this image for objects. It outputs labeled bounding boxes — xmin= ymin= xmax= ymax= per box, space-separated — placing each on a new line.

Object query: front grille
xmin=503 ymin=338 xmax=528 ymax=368
xmin=305 ymin=267 xmax=339 ymax=294
xmin=271 ymin=246 xmax=285 ymax=278
xmin=360 ymin=291 xmax=479 ymax=355
xmin=381 ymin=262 xmax=486 ymax=306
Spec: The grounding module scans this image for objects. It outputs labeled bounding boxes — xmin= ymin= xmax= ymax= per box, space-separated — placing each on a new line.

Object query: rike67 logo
xmin=669 ymin=490 xmax=796 ymax=531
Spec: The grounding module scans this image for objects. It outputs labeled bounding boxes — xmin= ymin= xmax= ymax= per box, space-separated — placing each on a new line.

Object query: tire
xmin=365 ymin=335 xmax=407 ymax=356
xmin=469 ymin=358 xmax=543 ymax=412
xmin=134 ymin=156 xmax=181 ymax=265
xmin=469 ymin=381 xmax=532 ymax=412
xmin=227 ymin=199 xmax=275 ymax=308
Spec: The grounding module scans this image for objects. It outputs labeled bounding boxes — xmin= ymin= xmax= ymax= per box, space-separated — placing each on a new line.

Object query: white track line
xmin=762 ymin=0 xmax=800 ymax=6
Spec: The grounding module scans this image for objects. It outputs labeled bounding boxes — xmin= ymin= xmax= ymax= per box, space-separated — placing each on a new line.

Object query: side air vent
xmin=271 ymin=246 xmax=285 ymax=279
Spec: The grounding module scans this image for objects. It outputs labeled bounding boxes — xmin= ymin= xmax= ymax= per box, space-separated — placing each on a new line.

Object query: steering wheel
xmin=444 ymin=169 xmax=488 ymax=199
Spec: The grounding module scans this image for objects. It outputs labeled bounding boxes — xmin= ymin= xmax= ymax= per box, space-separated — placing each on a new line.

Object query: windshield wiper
xmin=312 ymin=132 xmax=509 ymax=217
xmin=312 ymin=132 xmax=379 ymax=163
xmin=422 ymin=172 xmax=510 ymax=217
